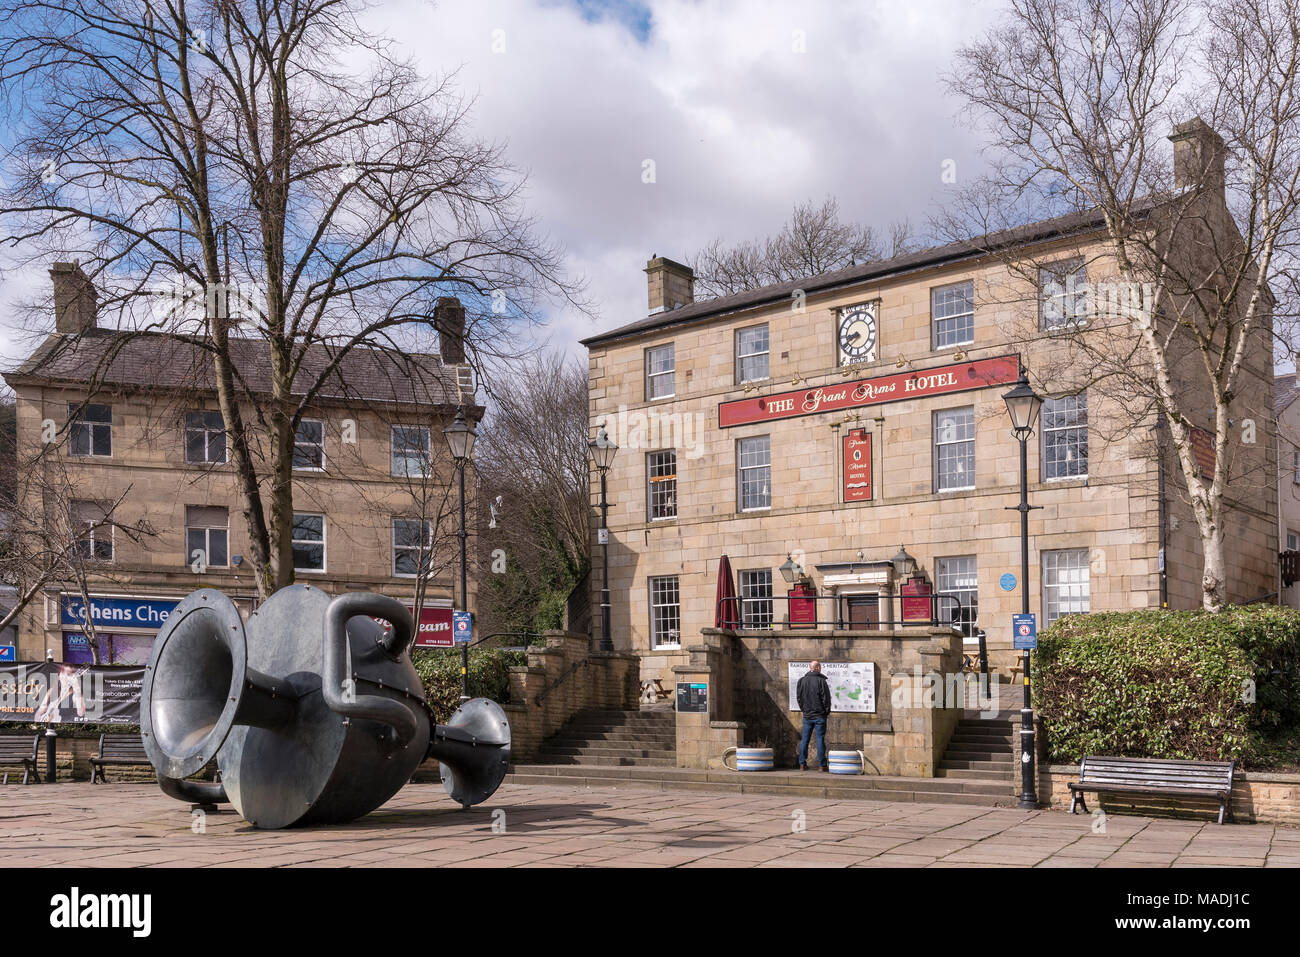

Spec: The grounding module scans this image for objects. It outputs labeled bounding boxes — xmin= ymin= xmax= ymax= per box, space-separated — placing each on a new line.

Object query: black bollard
xmin=44 ymin=727 xmax=57 ymax=783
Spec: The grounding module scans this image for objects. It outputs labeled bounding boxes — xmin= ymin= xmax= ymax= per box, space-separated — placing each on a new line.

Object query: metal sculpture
xmin=140 ymin=585 xmax=510 ymax=828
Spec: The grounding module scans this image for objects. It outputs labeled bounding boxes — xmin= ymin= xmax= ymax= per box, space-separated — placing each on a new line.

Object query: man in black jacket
xmin=795 ymin=661 xmax=832 ymax=771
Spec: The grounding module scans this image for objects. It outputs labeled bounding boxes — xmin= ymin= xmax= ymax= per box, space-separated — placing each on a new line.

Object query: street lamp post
xmin=1003 ymin=368 xmax=1043 ymax=810
xmin=443 ymin=406 xmax=476 ymax=701
xmin=589 ymin=433 xmax=618 ymax=652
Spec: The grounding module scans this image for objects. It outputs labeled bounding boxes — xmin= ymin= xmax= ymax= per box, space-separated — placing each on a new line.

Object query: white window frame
xmin=1040 ymin=258 xmax=1089 ymax=329
xmin=184 ymin=410 xmax=228 ymax=465
xmin=931 ymin=280 xmax=974 ymax=349
xmin=645 ymin=344 xmax=675 ymax=400
xmin=735 ymin=324 xmax=770 ymax=384
xmin=936 ymin=555 xmax=978 ymax=638
xmin=291 ymin=512 xmax=327 ymax=573
xmin=293 ymin=419 xmax=326 ymax=472
xmin=72 ymin=501 xmax=114 ymax=562
xmin=185 ymin=511 xmax=230 ymax=570
xmin=934 ymin=407 xmax=975 ymax=493
xmin=647 ymin=450 xmax=678 ymax=521
xmin=738 ymin=569 xmax=773 ymax=629
xmin=649 ymin=575 xmax=681 ymax=649
xmin=392 ymin=518 xmax=435 ymax=578
xmin=1293 ymin=449 xmax=1300 ymax=485
xmin=737 ymin=435 xmax=771 ymax=511
xmin=391 ymin=425 xmax=433 ymax=478
xmin=68 ymin=403 xmax=112 ymax=458
xmin=1043 ymin=548 xmax=1091 ymax=625
xmin=1042 ymin=393 xmax=1088 ymax=481
xmin=1288 ymin=530 xmax=1300 ymax=552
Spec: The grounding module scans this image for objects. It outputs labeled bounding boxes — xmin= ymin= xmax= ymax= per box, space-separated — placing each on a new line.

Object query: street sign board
xmin=0 ymin=645 xmax=14 ymax=662
xmin=452 ymin=611 xmax=473 ymax=644
xmin=1012 ymin=612 xmax=1037 ymax=650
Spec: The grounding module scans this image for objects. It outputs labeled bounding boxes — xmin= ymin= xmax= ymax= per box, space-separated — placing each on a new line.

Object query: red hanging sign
xmin=900 ymin=577 xmax=933 ymax=623
xmin=718 ymin=354 xmax=1020 ymax=428
xmin=788 ymin=583 xmax=817 ymax=629
xmin=842 ymin=429 xmax=872 ymax=501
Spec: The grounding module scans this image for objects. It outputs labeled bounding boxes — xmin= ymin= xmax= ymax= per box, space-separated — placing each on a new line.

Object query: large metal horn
xmin=140 ymin=585 xmax=511 ymax=829
xmin=431 ymin=697 xmax=512 ymax=808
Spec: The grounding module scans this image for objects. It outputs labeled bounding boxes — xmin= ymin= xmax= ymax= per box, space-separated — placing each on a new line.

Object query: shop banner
xmin=719 ymin=354 xmax=1020 ymax=428
xmin=0 ymin=661 xmax=144 ymax=725
xmin=60 ymin=594 xmax=179 ymax=629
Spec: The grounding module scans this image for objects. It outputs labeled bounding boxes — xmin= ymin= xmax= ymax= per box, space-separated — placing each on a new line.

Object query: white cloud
xmin=363 ymin=0 xmax=1001 ymax=357
xmin=0 ymin=0 xmax=1001 ymax=374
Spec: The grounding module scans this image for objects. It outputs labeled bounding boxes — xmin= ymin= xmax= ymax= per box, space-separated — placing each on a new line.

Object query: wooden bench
xmin=90 ymin=733 xmax=150 ymax=784
xmin=0 ymin=735 xmax=41 ymax=784
xmin=1069 ymin=756 xmax=1236 ymax=825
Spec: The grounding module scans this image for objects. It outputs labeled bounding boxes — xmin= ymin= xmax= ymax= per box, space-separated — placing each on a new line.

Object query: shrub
xmin=1036 ymin=606 xmax=1300 ymax=768
xmin=410 ymin=648 xmax=523 ymax=724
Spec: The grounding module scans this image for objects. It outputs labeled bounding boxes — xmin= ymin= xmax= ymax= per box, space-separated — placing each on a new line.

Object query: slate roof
xmin=4 ymin=328 xmax=466 ymax=408
xmin=581 ymin=203 xmax=1155 ymax=348
xmin=1276 ymin=373 xmax=1299 ymax=416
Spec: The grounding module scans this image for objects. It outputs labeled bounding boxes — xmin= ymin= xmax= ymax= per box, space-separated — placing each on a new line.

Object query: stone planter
xmin=722 ymin=746 xmax=774 ymax=771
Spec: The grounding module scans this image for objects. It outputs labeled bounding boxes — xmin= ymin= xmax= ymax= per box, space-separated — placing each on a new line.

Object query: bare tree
xmin=689 ymin=197 xmax=916 ymax=298
xmin=0 ymin=0 xmax=584 ymax=599
xmin=942 ymin=0 xmax=1300 ymax=611
xmin=475 ymin=351 xmax=589 ymax=636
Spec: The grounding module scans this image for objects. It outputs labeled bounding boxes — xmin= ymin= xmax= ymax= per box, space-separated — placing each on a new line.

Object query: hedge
xmin=411 ymin=648 xmax=525 ymax=725
xmin=1035 ymin=606 xmax=1300 ymax=767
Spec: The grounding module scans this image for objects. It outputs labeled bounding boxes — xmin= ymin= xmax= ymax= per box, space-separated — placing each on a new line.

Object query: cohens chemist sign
xmin=61 ymin=596 xmax=180 ymax=629
xmin=718 ymin=355 xmax=1021 ymax=428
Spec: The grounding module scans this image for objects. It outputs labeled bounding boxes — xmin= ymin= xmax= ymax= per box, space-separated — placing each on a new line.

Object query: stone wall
xmin=674 ymin=625 xmax=965 ymax=775
xmin=503 ymin=630 xmax=641 ymax=761
xmin=1038 ymin=764 xmax=1300 ymax=826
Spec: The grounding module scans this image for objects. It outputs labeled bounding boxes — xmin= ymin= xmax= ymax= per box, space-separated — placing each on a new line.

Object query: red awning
xmin=715 ymin=554 xmax=738 ymax=628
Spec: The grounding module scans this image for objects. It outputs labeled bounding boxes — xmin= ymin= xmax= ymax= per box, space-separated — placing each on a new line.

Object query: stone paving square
xmin=1 ymin=781 xmax=1297 ymax=868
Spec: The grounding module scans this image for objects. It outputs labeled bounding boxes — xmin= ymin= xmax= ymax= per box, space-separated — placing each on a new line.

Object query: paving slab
xmin=0 ymin=781 xmax=1294 ymax=868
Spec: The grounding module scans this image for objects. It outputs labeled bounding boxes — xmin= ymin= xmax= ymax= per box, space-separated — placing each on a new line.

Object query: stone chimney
xmin=645 ymin=255 xmax=695 ymax=315
xmin=1169 ymin=118 xmax=1225 ymax=196
xmin=433 ymin=296 xmax=466 ymax=364
xmin=50 ymin=261 xmax=98 ymax=334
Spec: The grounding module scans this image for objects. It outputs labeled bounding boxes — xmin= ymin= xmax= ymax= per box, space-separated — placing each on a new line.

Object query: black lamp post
xmin=443 ymin=406 xmax=476 ymax=701
xmin=1002 ymin=367 xmax=1043 ymax=810
xmin=589 ymin=431 xmax=618 ymax=652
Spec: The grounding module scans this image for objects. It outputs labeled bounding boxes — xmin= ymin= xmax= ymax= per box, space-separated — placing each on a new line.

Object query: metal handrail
xmin=533 ymin=655 xmax=591 ymax=707
xmin=468 ymin=631 xmax=545 ymax=652
xmin=715 ymin=592 xmax=967 ymax=632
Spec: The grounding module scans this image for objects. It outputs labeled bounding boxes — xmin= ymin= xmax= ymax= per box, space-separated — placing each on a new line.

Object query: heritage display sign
xmin=718 ymin=354 xmax=1021 ymax=428
xmin=788 ymin=661 xmax=876 ymax=713
xmin=842 ymin=428 xmax=873 ymax=501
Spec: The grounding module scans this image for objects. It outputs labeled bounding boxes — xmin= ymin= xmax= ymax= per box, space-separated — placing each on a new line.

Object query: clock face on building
xmin=838 ymin=303 xmax=878 ymax=365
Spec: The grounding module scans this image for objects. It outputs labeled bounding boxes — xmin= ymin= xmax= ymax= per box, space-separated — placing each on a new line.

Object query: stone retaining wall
xmin=674 ymin=625 xmax=966 ymax=775
xmin=503 ymin=631 xmax=641 ymax=761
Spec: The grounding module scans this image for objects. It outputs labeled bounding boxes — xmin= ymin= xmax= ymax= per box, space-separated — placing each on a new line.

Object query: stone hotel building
xmin=4 ymin=263 xmax=477 ymax=663
xmin=584 ymin=121 xmax=1279 ymax=683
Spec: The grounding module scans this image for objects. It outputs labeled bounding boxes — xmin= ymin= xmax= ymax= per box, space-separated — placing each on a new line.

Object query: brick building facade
xmin=584 ymin=123 xmax=1279 ymax=685
xmin=4 ymin=264 xmax=478 ymax=663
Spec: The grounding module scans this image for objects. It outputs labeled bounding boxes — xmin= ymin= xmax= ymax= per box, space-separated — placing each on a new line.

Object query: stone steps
xmin=505 ymin=764 xmax=1013 ymax=806
xmin=532 ymin=708 xmax=677 ymax=769
xmin=937 ymin=717 xmax=1016 ymax=783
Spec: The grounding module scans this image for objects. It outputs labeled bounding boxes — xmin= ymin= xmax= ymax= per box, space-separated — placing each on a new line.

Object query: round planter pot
xmin=827 ymin=750 xmax=865 ymax=775
xmin=722 ymin=746 xmax=774 ymax=771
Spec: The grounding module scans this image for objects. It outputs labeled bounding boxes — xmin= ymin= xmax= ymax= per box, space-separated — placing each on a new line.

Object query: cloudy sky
xmin=363 ymin=0 xmax=1001 ymax=357
xmin=0 ymin=0 xmax=1001 ymax=371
